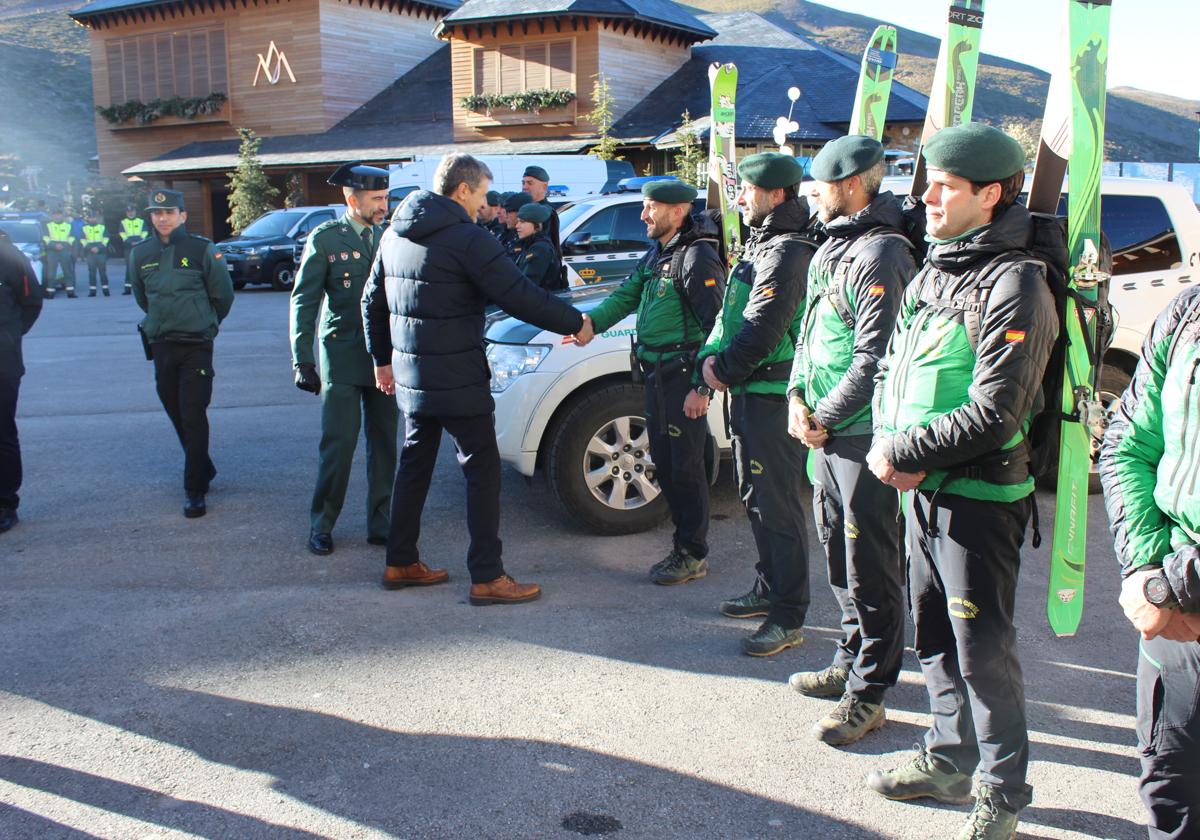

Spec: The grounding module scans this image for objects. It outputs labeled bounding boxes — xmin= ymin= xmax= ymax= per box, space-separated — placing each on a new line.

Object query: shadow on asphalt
xmin=0 ymin=687 xmax=889 ymax=840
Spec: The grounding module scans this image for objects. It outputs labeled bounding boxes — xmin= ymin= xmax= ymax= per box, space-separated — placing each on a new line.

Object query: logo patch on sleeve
xmin=758 ymin=287 xmax=775 ymax=299
xmin=704 ymin=278 xmax=718 ymax=287
xmin=866 ymin=284 xmax=885 ymax=297
xmin=1004 ymin=330 xmax=1026 ymax=344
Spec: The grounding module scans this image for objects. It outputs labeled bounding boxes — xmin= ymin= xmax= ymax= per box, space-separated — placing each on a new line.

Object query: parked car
xmin=488 ymin=177 xmax=1200 ymax=532
xmin=215 ymin=206 xmax=341 ymax=291
xmin=0 ymin=218 xmax=45 ymax=284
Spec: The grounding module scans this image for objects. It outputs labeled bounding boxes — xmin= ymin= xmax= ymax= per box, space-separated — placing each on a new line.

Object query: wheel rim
xmin=582 ymin=415 xmax=660 ymax=511
xmin=276 ymin=266 xmax=294 ymax=289
xmin=1089 ymin=385 xmax=1124 ymax=473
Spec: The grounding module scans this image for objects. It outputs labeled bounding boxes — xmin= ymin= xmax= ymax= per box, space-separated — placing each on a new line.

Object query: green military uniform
xmin=290 ymin=210 xmax=399 ymax=545
xmin=81 ymin=220 xmax=111 ymax=295
xmin=42 ymin=218 xmax=76 ymax=298
xmin=120 ymin=214 xmax=147 ymax=294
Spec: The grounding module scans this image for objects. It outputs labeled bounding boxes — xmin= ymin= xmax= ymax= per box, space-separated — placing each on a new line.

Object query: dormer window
xmin=472 ymin=39 xmax=574 ymax=96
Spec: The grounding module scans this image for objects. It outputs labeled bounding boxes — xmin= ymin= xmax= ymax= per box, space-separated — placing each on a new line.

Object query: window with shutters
xmin=105 ymin=26 xmax=228 ymax=105
xmin=472 ymin=39 xmax=574 ymax=96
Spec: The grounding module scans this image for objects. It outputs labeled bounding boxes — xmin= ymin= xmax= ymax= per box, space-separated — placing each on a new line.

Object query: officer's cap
xmin=486 ymin=190 xmax=501 ymax=206
xmin=923 ymin=123 xmax=1026 ymax=184
xmin=812 ymin=135 xmax=885 ymax=183
xmin=503 ymin=192 xmax=533 ymax=212
xmin=523 ymin=165 xmax=550 ymax=183
xmin=517 ymin=203 xmax=553 ymax=224
xmin=737 ymin=153 xmax=806 ymax=190
xmin=146 ymin=190 xmax=186 ymax=211
xmin=327 ymin=162 xmax=390 ymax=191
xmin=642 ymin=179 xmax=697 ymax=204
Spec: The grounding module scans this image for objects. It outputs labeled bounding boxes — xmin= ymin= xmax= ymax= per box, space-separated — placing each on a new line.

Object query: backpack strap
xmin=667 ymin=236 xmax=719 ymax=350
xmin=823 ymin=229 xmax=913 ymax=330
xmin=922 ymin=252 xmax=1034 ymax=350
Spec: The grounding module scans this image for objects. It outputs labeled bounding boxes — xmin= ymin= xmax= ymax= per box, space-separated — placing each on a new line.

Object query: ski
xmin=850 ymin=25 xmax=899 ymax=142
xmin=707 ymin=62 xmax=740 ymax=269
xmin=1028 ymin=0 xmax=1113 ymax=637
xmin=910 ymin=1 xmax=986 ymax=196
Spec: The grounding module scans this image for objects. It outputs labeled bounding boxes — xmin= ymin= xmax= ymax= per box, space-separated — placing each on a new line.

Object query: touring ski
xmin=910 ymin=1 xmax=986 ymax=196
xmin=707 ymin=62 xmax=740 ymax=269
xmin=1028 ymin=0 xmax=1113 ymax=637
xmin=850 ymin=25 xmax=899 ymax=142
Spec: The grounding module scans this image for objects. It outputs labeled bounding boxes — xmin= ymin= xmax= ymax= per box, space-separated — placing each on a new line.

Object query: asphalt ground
xmin=2 ymin=265 xmax=1146 ymax=839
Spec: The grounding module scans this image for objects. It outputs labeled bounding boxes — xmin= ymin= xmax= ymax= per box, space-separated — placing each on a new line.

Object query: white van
xmin=388 ymin=155 xmax=635 ymax=209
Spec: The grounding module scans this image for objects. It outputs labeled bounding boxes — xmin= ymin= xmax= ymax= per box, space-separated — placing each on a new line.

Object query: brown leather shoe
xmin=381 ymin=562 xmax=449 ymax=589
xmin=469 ymin=574 xmax=541 ymax=605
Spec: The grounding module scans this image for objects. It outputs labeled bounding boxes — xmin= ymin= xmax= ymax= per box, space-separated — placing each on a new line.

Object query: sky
xmin=814 ymin=0 xmax=1200 ymax=102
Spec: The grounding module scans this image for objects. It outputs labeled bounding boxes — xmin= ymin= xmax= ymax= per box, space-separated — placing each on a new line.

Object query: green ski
xmin=910 ymin=0 xmax=986 ymax=196
xmin=1029 ymin=0 xmax=1113 ymax=637
xmin=707 ymin=62 xmax=740 ymax=268
xmin=850 ymin=25 xmax=899 ymax=141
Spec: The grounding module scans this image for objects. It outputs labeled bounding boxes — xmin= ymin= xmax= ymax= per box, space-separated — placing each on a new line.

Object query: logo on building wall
xmin=253 ymin=41 xmax=296 ymax=86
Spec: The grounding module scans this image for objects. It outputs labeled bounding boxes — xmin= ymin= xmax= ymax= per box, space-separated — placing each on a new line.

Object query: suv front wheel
xmin=546 ymin=383 xmax=669 ymax=534
xmin=270 ymin=260 xmax=296 ymax=291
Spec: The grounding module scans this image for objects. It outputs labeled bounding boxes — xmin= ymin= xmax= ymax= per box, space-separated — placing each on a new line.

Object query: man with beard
xmin=698 ymin=152 xmax=819 ymax=656
xmin=584 ymin=180 xmax=725 ymax=584
xmin=478 ymin=191 xmax=503 ymax=237
xmin=786 ymin=135 xmax=916 ymax=745
xmin=289 ymin=163 xmax=399 ymax=556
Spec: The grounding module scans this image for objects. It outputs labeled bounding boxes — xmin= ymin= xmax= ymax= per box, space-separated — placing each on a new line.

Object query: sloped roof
xmin=438 ymin=0 xmax=715 ymax=40
xmin=71 ymin=0 xmax=457 ymax=25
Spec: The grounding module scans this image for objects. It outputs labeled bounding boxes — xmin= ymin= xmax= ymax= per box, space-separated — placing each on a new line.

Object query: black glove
xmin=295 ymin=363 xmax=321 ymax=394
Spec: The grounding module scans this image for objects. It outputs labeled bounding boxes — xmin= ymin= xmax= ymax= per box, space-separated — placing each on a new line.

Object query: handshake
xmin=570 ymin=313 xmax=595 ymax=347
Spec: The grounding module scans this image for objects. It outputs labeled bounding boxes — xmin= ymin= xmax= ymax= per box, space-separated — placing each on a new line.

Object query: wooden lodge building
xmin=69 ymin=0 xmax=928 ymax=239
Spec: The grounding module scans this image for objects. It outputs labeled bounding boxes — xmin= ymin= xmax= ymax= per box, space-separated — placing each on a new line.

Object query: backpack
xmin=819 ymin=226 xmax=916 ymax=330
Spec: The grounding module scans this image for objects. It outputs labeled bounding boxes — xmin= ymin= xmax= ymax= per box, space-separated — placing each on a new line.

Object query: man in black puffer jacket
xmin=363 ymin=153 xmax=589 ymax=605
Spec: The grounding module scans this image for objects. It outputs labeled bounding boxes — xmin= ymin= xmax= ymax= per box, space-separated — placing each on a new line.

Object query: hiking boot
xmin=742 ymin=622 xmax=804 ymax=657
xmin=955 ymin=787 xmax=1018 ymax=840
xmin=788 ymin=664 xmax=849 ymax=697
xmin=866 ymin=746 xmax=973 ymax=805
xmin=720 ymin=590 xmax=770 ymax=619
xmin=813 ymin=693 xmax=885 ymax=746
xmin=652 ymin=549 xmax=707 ymax=585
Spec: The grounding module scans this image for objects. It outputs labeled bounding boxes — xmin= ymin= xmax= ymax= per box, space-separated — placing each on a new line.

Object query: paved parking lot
xmin=2 ymin=271 xmax=1146 ymax=839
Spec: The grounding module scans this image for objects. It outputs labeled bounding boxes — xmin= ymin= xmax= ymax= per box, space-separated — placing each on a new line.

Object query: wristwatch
xmin=1143 ymin=568 xmax=1177 ymax=608
xmin=695 ymin=384 xmax=713 ymax=398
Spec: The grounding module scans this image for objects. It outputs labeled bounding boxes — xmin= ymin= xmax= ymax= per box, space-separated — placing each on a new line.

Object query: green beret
xmin=737 ymin=152 xmax=805 ymax=190
xmin=503 ymin=192 xmax=533 ymax=212
xmin=523 ymin=165 xmax=550 ymax=182
xmin=812 ymin=135 xmax=884 ymax=182
xmin=517 ymin=203 xmax=552 ymax=224
xmin=923 ymin=122 xmax=1026 ymax=183
xmin=486 ymin=190 xmax=501 ymax=206
xmin=642 ymin=179 xmax=697 ymax=204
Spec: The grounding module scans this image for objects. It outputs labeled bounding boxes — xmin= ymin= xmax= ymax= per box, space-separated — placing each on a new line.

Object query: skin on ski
xmin=708 ymin=63 xmax=740 ymax=270
xmin=850 ymin=25 xmax=898 ymax=141
xmin=910 ymin=0 xmax=986 ymax=197
xmin=1048 ymin=0 xmax=1112 ymax=637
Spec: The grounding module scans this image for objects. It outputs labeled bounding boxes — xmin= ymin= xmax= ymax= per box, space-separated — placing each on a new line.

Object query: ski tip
xmin=1053 ymin=631 xmax=1078 ymax=639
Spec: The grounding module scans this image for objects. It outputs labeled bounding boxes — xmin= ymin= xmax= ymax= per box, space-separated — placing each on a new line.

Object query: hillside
xmin=689 ymin=0 xmax=1200 ymax=163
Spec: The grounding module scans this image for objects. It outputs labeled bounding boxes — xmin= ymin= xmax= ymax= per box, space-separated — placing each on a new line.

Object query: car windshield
xmin=557 ymin=199 xmax=609 ymax=230
xmin=0 ymin=222 xmax=40 ymax=244
xmin=239 ymin=211 xmax=304 ymax=238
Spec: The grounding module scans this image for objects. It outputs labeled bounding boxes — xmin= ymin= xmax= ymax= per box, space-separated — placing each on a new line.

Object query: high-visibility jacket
xmin=44 ymin=221 xmax=75 ymax=245
xmin=81 ymin=224 xmax=109 ymax=247
xmin=120 ymin=217 xmax=146 ymax=239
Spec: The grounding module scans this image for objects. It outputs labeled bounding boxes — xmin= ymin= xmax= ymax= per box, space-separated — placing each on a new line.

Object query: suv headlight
xmin=487 ymin=343 xmax=550 ymax=393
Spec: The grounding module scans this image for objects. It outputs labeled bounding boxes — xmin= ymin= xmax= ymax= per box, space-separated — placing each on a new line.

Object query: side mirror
xmin=563 ymin=230 xmax=591 ymax=255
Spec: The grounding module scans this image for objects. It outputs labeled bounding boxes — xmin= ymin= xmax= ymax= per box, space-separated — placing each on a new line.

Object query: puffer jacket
xmin=362 ymin=190 xmax=582 ymax=418
xmin=789 ymin=192 xmax=915 ymax=435
xmin=696 ymin=196 xmax=819 ymax=396
xmin=1101 ymin=285 xmax=1200 ymax=609
xmin=872 ymin=204 xmax=1059 ymax=502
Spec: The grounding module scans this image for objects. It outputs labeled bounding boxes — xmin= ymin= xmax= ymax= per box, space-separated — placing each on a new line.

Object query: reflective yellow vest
xmin=44 ymin=220 xmax=75 ymax=244
xmin=121 ymin=217 xmax=146 ymax=239
xmin=82 ymin=224 xmax=109 ymax=246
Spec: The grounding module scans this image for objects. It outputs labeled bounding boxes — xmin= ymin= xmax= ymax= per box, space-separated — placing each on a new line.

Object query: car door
xmin=562 ymin=202 xmax=649 ymax=285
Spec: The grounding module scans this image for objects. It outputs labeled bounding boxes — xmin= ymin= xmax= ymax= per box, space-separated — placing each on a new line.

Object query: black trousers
xmin=730 ymin=393 xmax=809 ymax=629
xmin=907 ymin=489 xmax=1033 ymax=813
xmin=386 ymin=412 xmax=503 ymax=584
xmin=643 ymin=363 xmax=709 ymax=559
xmin=151 ymin=341 xmax=216 ymax=494
xmin=812 ymin=434 xmax=904 ymax=704
xmin=1137 ymin=635 xmax=1200 ymax=839
xmin=0 ymin=374 xmax=21 ymax=510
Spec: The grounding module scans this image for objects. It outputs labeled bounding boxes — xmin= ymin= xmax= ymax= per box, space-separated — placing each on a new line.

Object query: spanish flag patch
xmin=866 ymin=284 xmax=884 ymax=297
xmin=759 ymin=287 xmax=775 ymax=298
xmin=1005 ymin=330 xmax=1026 ymax=344
xmin=704 ymin=278 xmax=717 ymax=287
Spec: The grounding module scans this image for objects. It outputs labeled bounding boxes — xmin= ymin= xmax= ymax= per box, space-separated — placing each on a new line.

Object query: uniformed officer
xmin=499 ymin=192 xmax=530 ymax=260
xmin=585 ymin=180 xmax=725 ymax=584
xmin=478 ymin=191 xmax=503 ymax=236
xmin=80 ymin=210 xmax=112 ymax=296
xmin=129 ymin=190 xmax=235 ymax=518
xmin=513 ymin=204 xmax=565 ymax=291
xmin=520 ymin=166 xmax=561 ymax=255
xmin=290 ymin=163 xmax=399 ymax=556
xmin=0 ymin=228 xmax=43 ymax=534
xmin=42 ymin=209 xmax=77 ymax=299
xmin=120 ymin=206 xmax=148 ymax=295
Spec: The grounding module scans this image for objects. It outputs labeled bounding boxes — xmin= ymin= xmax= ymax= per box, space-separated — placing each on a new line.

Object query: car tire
xmin=546 ymin=383 xmax=669 ymax=534
xmin=1036 ymin=363 xmax=1131 ymax=495
xmin=270 ymin=260 xmax=295 ymax=292
xmin=232 ymin=278 xmax=247 ymax=291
